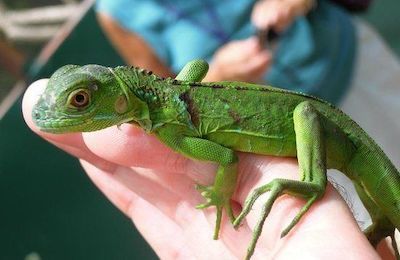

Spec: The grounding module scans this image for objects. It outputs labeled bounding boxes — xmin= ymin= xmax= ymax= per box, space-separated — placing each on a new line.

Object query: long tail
xmin=347 ymin=147 xmax=400 ymax=254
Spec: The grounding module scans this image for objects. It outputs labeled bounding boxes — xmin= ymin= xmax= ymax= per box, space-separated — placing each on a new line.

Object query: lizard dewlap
xmin=32 ymin=59 xmax=400 ymax=259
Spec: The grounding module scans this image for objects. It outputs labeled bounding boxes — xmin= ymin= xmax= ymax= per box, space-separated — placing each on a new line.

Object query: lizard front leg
xmin=156 ymin=124 xmax=238 ymax=239
xmin=175 ymin=59 xmax=209 ymax=82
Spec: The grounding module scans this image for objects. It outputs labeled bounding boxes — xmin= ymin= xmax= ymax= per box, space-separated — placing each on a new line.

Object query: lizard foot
xmin=195 ymin=183 xmax=235 ymax=239
xmin=233 ymin=178 xmax=324 ymax=260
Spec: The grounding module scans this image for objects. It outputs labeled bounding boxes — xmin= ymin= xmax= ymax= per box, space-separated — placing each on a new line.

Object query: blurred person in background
xmin=96 ymin=0 xmax=357 ymax=104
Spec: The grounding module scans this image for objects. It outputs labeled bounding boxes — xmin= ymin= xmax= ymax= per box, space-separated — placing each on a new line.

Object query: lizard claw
xmin=195 ymin=183 xmax=236 ymax=239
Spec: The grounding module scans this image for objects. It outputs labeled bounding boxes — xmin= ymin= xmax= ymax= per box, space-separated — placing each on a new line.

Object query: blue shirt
xmin=96 ymin=0 xmax=356 ymax=104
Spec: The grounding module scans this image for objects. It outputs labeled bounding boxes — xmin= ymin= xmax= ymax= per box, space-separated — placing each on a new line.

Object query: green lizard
xmin=32 ymin=60 xmax=400 ymax=259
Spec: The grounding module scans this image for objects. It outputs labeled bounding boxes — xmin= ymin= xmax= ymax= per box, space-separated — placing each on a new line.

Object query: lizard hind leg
xmin=233 ymin=101 xmax=329 ymax=259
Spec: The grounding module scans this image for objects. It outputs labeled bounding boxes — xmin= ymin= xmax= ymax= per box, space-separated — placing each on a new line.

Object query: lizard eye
xmin=68 ymin=90 xmax=90 ymax=108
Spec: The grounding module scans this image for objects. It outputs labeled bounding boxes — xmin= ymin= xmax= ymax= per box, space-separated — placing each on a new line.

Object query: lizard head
xmin=32 ymin=64 xmax=143 ymax=133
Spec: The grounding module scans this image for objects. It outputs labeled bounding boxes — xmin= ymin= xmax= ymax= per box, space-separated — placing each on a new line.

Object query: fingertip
xmin=252 ymin=19 xmax=268 ymax=31
xmin=252 ymin=9 xmax=275 ymax=31
xmin=251 ymin=7 xmax=267 ymax=30
xmin=245 ymin=50 xmax=272 ymax=73
xmin=22 ymin=79 xmax=49 ymax=133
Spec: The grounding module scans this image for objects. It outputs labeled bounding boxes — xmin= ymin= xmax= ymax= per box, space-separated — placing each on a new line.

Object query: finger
xmin=235 ymin=37 xmax=261 ymax=56
xmin=252 ymin=1 xmax=294 ymax=32
xmin=21 ymin=79 xmax=172 ymax=170
xmin=82 ymin=124 xmax=217 ymax=184
xmin=22 ymin=80 xmax=198 ymax=206
xmin=252 ymin=1 xmax=279 ymax=29
xmin=246 ymin=50 xmax=272 ymax=76
xmin=274 ymin=8 xmax=293 ymax=32
xmin=377 ymin=238 xmax=396 ymax=260
xmin=221 ymin=37 xmax=261 ymax=63
xmin=22 ymin=80 xmax=216 ymax=184
xmin=234 ymin=50 xmax=271 ymax=79
xmin=22 ymin=79 xmax=118 ymax=172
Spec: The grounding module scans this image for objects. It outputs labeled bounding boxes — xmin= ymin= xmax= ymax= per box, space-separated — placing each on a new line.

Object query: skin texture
xmin=24 ymin=79 xmax=391 ymax=260
xmin=28 ymin=60 xmax=399 ymax=259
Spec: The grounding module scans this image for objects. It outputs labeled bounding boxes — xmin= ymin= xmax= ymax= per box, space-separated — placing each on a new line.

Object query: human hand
xmin=204 ymin=37 xmax=271 ymax=83
xmin=23 ymin=80 xmax=391 ymax=259
xmin=252 ymin=0 xmax=314 ymax=32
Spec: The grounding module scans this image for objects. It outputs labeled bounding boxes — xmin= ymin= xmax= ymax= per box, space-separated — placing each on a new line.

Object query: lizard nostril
xmin=33 ymin=110 xmax=41 ymax=119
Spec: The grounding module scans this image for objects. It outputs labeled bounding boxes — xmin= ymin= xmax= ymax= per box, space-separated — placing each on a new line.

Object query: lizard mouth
xmin=32 ymin=106 xmax=92 ymax=133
